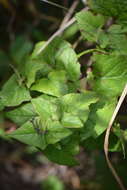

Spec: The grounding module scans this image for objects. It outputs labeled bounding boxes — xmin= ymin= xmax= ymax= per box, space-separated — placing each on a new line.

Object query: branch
xmin=60 ymin=0 xmax=79 ymax=29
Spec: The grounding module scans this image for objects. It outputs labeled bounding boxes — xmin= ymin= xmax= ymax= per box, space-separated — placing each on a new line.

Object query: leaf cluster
xmin=0 ymin=2 xmax=127 ymax=166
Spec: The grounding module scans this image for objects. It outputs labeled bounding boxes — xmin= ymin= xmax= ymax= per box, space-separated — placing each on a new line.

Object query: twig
xmin=40 ymin=0 xmax=68 ymax=11
xmin=36 ymin=17 xmax=75 ymax=55
xmin=36 ymin=7 xmax=88 ymax=56
xmin=60 ymin=0 xmax=79 ymax=29
xmin=9 ymin=64 xmax=23 ymax=85
xmin=104 ymin=84 xmax=127 ymax=190
xmin=73 ymin=36 xmax=82 ymax=49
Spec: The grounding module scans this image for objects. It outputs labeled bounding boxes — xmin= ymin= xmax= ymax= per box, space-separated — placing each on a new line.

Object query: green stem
xmin=77 ymin=48 xmax=107 ymax=58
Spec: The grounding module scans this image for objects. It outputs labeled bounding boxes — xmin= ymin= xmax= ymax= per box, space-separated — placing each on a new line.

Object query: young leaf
xmin=33 ymin=37 xmax=81 ymax=82
xmin=76 ymin=11 xmax=105 ymax=42
xmin=5 ymin=103 xmax=36 ymax=126
xmin=0 ymin=74 xmax=31 ymax=107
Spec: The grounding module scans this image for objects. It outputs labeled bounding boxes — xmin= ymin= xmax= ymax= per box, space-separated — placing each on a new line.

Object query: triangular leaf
xmin=24 ymin=59 xmax=52 ymax=88
xmin=76 ymin=11 xmax=105 ymax=42
xmin=31 ymin=77 xmax=68 ymax=97
xmin=8 ymin=121 xmax=47 ymax=150
xmin=0 ymin=74 xmax=31 ymax=107
xmin=31 ymin=95 xmax=60 ymax=123
xmin=5 ymin=103 xmax=36 ymax=126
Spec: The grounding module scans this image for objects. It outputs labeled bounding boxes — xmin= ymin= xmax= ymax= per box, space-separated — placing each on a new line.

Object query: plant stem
xmin=77 ymin=48 xmax=107 ymax=58
xmin=104 ymin=84 xmax=127 ymax=190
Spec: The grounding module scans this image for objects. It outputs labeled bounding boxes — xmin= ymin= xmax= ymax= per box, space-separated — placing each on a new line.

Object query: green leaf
xmin=98 ymin=25 xmax=127 ymax=54
xmin=42 ymin=176 xmax=64 ymax=190
xmin=45 ymin=121 xmax=72 ymax=144
xmin=76 ymin=11 xmax=105 ymax=42
xmin=0 ymin=74 xmax=31 ymax=107
xmin=91 ymin=53 xmax=127 ymax=97
xmin=5 ymin=103 xmax=36 ymax=126
xmin=123 ymin=129 xmax=127 ymax=142
xmin=61 ymin=134 xmax=80 ymax=155
xmin=82 ymin=133 xmax=122 ymax=152
xmin=35 ymin=37 xmax=81 ymax=81
xmin=31 ymin=41 xmax=45 ymax=59
xmin=55 ymin=41 xmax=80 ymax=81
xmin=31 ymin=77 xmax=68 ymax=97
xmin=63 ymin=22 xmax=78 ymax=39
xmin=81 ymin=99 xmax=116 ymax=140
xmin=113 ymin=124 xmax=125 ymax=157
xmin=60 ymin=92 xmax=98 ymax=123
xmin=0 ymin=98 xmax=4 ymax=111
xmin=31 ymin=95 xmax=60 ymax=124
xmin=48 ymin=70 xmax=67 ymax=83
xmin=8 ymin=121 xmax=47 ymax=150
xmin=106 ymin=25 xmax=127 ymax=54
xmin=24 ymin=59 xmax=51 ymax=88
xmin=61 ymin=112 xmax=83 ymax=128
xmin=88 ymin=0 xmax=127 ymax=21
xmin=44 ymin=145 xmax=78 ymax=166
xmin=10 ymin=35 xmax=33 ymax=64
xmin=68 ymin=81 xmax=80 ymax=93
xmin=32 ymin=97 xmax=72 ymax=144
